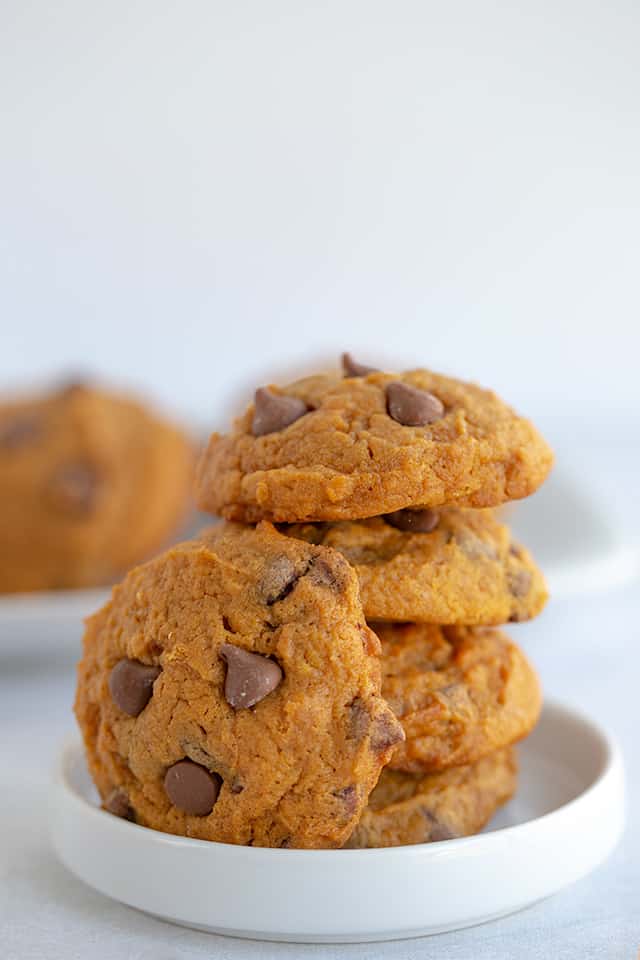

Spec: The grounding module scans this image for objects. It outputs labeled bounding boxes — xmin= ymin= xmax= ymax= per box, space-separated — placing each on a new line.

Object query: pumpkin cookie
xmin=376 ymin=622 xmax=541 ymax=773
xmin=346 ymin=748 xmax=517 ymax=848
xmin=0 ymin=382 xmax=194 ymax=592
xmin=75 ymin=522 xmax=404 ymax=848
xmin=196 ymin=358 xmax=553 ymax=523
xmin=284 ymin=508 xmax=547 ymax=625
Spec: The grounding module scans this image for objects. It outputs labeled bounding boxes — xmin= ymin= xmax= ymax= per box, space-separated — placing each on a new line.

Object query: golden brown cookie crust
xmin=376 ymin=622 xmax=541 ymax=773
xmin=346 ymin=748 xmax=517 ymax=848
xmin=0 ymin=383 xmax=194 ymax=592
xmin=284 ymin=509 xmax=547 ymax=625
xmin=75 ymin=522 xmax=404 ymax=849
xmin=196 ymin=369 xmax=553 ymax=523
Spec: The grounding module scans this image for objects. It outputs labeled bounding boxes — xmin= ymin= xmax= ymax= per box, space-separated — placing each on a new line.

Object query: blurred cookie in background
xmin=0 ymin=380 xmax=195 ymax=593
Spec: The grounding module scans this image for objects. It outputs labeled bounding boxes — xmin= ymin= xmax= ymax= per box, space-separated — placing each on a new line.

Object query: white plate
xmin=50 ymin=700 xmax=623 ymax=943
xmin=3 ymin=469 xmax=639 ymax=660
xmin=0 ymin=514 xmax=212 ymax=660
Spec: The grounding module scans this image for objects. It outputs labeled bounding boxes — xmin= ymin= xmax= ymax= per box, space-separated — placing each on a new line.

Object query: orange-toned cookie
xmin=346 ymin=748 xmax=517 ymax=848
xmin=196 ymin=357 xmax=553 ymax=523
xmin=75 ymin=522 xmax=404 ymax=849
xmin=284 ymin=508 xmax=547 ymax=625
xmin=376 ymin=622 xmax=541 ymax=773
xmin=0 ymin=382 xmax=194 ymax=592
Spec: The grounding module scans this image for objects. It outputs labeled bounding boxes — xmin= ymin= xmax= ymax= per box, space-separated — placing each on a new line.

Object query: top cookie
xmin=75 ymin=521 xmax=404 ymax=848
xmin=0 ymin=381 xmax=194 ymax=592
xmin=196 ymin=358 xmax=553 ymax=523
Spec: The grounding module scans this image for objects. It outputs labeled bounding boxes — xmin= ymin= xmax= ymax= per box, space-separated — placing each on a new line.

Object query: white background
xmin=1 ymin=6 xmax=640 ymax=957
xmin=1 ymin=0 xmax=640 ymax=425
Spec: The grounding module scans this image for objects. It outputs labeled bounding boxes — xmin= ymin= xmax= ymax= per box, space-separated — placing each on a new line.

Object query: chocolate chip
xmin=164 ymin=760 xmax=222 ymax=816
xmin=508 ymin=568 xmax=533 ymax=598
xmin=260 ymin=556 xmax=302 ymax=604
xmin=220 ymin=643 xmax=283 ymax=709
xmin=341 ymin=353 xmax=379 ymax=377
xmin=252 ymin=387 xmax=308 ymax=436
xmin=386 ymin=382 xmax=444 ymax=426
xmin=56 ymin=377 xmax=87 ymax=398
xmin=384 ymin=508 xmax=440 ymax=533
xmin=307 ymin=555 xmax=346 ymax=592
xmin=509 ymin=544 xmax=522 ymax=558
xmin=347 ymin=698 xmax=370 ymax=740
xmin=332 ymin=784 xmax=359 ymax=815
xmin=48 ymin=462 xmax=99 ymax=514
xmin=0 ymin=414 xmax=42 ymax=450
xmin=455 ymin=531 xmax=499 ymax=561
xmin=104 ymin=788 xmax=135 ymax=821
xmin=423 ymin=809 xmax=457 ymax=841
xmin=108 ymin=659 xmax=162 ymax=717
xmin=370 ymin=713 xmax=405 ymax=753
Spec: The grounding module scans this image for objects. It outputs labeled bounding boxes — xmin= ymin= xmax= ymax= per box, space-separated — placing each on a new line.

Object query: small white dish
xmin=51 ymin=700 xmax=623 ymax=943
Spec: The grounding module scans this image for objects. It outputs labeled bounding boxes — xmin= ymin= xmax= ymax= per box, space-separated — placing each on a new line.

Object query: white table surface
xmin=1 ymin=422 xmax=639 ymax=960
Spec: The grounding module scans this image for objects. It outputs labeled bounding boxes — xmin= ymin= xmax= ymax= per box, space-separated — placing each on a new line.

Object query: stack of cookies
xmin=76 ymin=355 xmax=552 ymax=849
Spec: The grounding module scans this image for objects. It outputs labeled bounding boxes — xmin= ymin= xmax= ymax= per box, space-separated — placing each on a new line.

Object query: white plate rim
xmin=50 ymin=700 xmax=625 ymax=942
xmin=55 ymin=701 xmax=619 ymax=861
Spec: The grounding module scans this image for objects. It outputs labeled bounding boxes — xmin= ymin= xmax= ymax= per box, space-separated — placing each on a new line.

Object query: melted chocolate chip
xmin=260 ymin=556 xmax=302 ymax=605
xmin=104 ymin=788 xmax=135 ymax=821
xmin=56 ymin=377 xmax=88 ymax=398
xmin=332 ymin=784 xmax=359 ymax=816
xmin=508 ymin=568 xmax=533 ymax=598
xmin=384 ymin=508 xmax=440 ymax=533
xmin=164 ymin=760 xmax=222 ymax=816
xmin=455 ymin=531 xmax=500 ymax=561
xmin=252 ymin=387 xmax=308 ymax=436
xmin=386 ymin=382 xmax=445 ymax=426
xmin=307 ymin=555 xmax=346 ymax=592
xmin=370 ymin=713 xmax=405 ymax=753
xmin=220 ymin=643 xmax=283 ymax=709
xmin=0 ymin=413 xmax=42 ymax=450
xmin=108 ymin=659 xmax=162 ymax=717
xmin=347 ymin=698 xmax=370 ymax=740
xmin=341 ymin=353 xmax=379 ymax=377
xmin=423 ymin=808 xmax=457 ymax=841
xmin=47 ymin=462 xmax=99 ymax=514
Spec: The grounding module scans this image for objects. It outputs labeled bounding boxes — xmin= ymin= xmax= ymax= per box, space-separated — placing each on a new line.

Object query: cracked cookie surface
xmin=196 ymin=367 xmax=553 ymax=523
xmin=376 ymin=622 xmax=541 ymax=773
xmin=346 ymin=748 xmax=517 ymax=848
xmin=75 ymin=521 xmax=403 ymax=848
xmin=284 ymin=508 xmax=547 ymax=625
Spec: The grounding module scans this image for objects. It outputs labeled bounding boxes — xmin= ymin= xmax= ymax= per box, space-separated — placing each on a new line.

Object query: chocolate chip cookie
xmin=75 ymin=521 xmax=404 ymax=848
xmin=346 ymin=747 xmax=517 ymax=848
xmin=283 ymin=508 xmax=547 ymax=625
xmin=376 ymin=622 xmax=541 ymax=773
xmin=196 ymin=358 xmax=553 ymax=523
xmin=0 ymin=382 xmax=194 ymax=592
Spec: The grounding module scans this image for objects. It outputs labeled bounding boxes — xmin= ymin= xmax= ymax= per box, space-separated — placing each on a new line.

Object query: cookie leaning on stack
xmin=75 ymin=354 xmax=552 ymax=848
